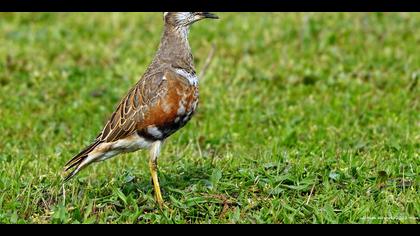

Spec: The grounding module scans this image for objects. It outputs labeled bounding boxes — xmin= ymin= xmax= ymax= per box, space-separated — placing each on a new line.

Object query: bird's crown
xmin=163 ymin=12 xmax=218 ymax=27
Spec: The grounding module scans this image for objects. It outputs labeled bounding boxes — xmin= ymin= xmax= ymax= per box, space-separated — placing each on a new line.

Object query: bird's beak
xmin=201 ymin=12 xmax=219 ymax=19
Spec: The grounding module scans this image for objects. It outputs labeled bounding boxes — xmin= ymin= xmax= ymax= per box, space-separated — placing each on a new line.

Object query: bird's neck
xmin=154 ymin=25 xmax=195 ymax=70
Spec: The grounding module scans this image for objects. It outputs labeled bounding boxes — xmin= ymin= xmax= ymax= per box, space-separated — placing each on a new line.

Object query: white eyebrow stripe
xmin=176 ymin=12 xmax=191 ymax=22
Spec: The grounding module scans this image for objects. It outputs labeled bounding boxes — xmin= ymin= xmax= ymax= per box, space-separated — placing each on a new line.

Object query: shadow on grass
xmin=117 ymin=163 xmax=214 ymax=201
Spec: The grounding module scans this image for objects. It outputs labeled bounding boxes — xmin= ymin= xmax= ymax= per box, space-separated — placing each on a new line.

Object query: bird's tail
xmin=63 ymin=140 xmax=102 ymax=182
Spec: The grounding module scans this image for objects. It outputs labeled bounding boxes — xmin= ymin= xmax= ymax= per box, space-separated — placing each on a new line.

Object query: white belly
xmin=113 ymin=134 xmax=153 ymax=151
xmin=94 ymin=134 xmax=153 ymax=162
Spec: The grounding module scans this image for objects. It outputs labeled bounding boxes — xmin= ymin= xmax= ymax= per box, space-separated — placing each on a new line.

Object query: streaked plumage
xmin=63 ymin=12 xmax=218 ymax=206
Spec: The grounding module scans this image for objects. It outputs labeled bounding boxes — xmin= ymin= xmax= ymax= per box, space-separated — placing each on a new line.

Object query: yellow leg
xmin=149 ymin=141 xmax=164 ymax=207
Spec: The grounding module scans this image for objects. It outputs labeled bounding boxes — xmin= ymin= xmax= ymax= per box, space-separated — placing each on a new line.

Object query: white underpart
xmin=175 ymin=68 xmax=199 ymax=86
xmin=147 ymin=126 xmax=163 ymax=139
xmin=97 ymin=135 xmax=153 ymax=162
xmin=113 ymin=135 xmax=153 ymax=151
xmin=150 ymin=140 xmax=162 ymax=162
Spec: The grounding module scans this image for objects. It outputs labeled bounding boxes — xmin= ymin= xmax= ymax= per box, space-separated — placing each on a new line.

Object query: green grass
xmin=0 ymin=12 xmax=419 ymax=224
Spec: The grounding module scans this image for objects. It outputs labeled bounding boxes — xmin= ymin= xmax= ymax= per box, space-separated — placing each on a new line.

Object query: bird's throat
xmin=156 ymin=25 xmax=194 ymax=68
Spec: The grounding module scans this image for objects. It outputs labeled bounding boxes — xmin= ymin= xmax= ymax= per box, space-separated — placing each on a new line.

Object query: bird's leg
xmin=149 ymin=140 xmax=164 ymax=207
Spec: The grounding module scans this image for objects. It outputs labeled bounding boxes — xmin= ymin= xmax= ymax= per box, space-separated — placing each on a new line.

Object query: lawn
xmin=0 ymin=12 xmax=418 ymax=224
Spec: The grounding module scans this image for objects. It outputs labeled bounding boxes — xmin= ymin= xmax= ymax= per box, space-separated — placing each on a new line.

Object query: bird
xmin=63 ymin=12 xmax=219 ymax=207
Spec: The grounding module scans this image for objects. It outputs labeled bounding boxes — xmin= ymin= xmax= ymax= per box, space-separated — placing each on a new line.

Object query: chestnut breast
xmin=137 ymin=69 xmax=199 ymax=140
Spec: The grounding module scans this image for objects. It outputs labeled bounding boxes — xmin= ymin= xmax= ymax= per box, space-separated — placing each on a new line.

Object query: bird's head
xmin=163 ymin=12 xmax=219 ymax=28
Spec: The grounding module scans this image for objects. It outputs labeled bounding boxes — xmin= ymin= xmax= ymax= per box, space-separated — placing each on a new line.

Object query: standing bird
xmin=63 ymin=12 xmax=219 ymax=206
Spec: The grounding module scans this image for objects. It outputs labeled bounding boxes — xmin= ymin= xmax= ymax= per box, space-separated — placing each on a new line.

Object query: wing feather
xmin=98 ymin=71 xmax=167 ymax=143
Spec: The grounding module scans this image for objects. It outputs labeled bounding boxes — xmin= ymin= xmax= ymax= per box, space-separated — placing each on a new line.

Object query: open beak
xmin=201 ymin=12 xmax=219 ymax=19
